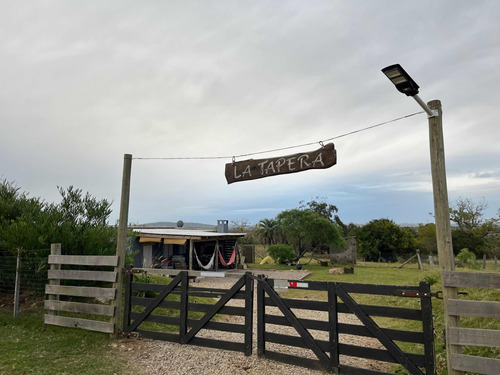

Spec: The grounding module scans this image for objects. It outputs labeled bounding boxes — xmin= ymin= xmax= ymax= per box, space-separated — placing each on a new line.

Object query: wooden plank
xmin=266 ymin=332 xmax=329 ymax=351
xmin=48 ymin=270 xmax=117 ymax=282
xmin=136 ymin=328 xmax=180 ymax=343
xmin=45 ymin=284 xmax=116 ymax=300
xmin=44 ymin=300 xmax=115 ymax=317
xmin=449 ymin=327 xmax=500 ymax=347
xmin=225 ymin=143 xmax=336 ymax=184
xmin=189 ymin=337 xmax=246 ymax=353
xmin=451 ymin=354 xmax=500 ymax=375
xmin=447 ymin=299 xmax=500 ymax=319
xmin=339 ymin=364 xmax=391 ymax=375
xmin=443 ymin=271 xmax=500 ymax=289
xmin=339 ymin=344 xmax=426 ymax=367
xmin=44 ymin=314 xmax=114 ymax=333
xmin=265 ymin=297 xmax=422 ymax=320
xmin=263 ymin=351 xmax=324 ymax=372
xmin=48 ymin=255 xmax=118 ymax=267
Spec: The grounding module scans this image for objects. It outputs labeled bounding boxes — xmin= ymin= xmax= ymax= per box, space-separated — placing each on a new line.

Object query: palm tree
xmin=257 ymin=218 xmax=279 ymax=246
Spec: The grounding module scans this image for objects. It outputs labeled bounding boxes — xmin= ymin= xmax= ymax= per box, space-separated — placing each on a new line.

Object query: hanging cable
xmin=133 ymin=111 xmax=424 ymax=161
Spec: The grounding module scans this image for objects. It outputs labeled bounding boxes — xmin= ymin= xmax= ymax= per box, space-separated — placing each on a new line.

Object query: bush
xmin=456 ymin=248 xmax=479 ymax=269
xmin=267 ymin=244 xmax=295 ymax=264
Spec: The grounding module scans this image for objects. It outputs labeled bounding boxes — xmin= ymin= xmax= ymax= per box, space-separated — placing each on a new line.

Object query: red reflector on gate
xmin=289 ymin=282 xmax=297 ymax=287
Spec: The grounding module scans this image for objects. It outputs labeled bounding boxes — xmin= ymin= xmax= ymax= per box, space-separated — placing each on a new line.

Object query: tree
xmin=449 ymin=197 xmax=499 ymax=256
xmin=354 ymin=218 xmax=417 ymax=261
xmin=416 ymin=223 xmax=437 ymax=255
xmin=300 ymin=197 xmax=357 ymax=236
xmin=0 ymin=180 xmax=116 ymax=255
xmin=256 ymin=218 xmax=279 ymax=246
xmin=277 ymin=209 xmax=345 ymax=256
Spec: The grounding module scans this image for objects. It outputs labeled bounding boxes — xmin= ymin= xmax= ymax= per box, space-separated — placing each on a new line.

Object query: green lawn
xmin=0 ymin=309 xmax=134 ymax=375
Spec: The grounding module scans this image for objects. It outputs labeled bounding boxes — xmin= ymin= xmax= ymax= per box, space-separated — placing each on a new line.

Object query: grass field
xmin=0 ymin=309 xmax=134 ymax=375
xmin=1 ymin=260 xmax=498 ymax=374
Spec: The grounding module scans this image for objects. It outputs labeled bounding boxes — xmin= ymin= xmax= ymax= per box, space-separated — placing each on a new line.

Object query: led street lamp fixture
xmin=382 ymin=64 xmax=420 ymax=97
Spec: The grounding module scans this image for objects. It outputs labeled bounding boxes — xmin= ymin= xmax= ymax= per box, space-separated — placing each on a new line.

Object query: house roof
xmin=133 ymin=228 xmax=245 ymax=240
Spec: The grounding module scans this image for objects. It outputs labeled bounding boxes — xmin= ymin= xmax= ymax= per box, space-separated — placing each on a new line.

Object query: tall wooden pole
xmin=427 ymin=100 xmax=461 ymax=374
xmin=111 ymin=154 xmax=132 ymax=336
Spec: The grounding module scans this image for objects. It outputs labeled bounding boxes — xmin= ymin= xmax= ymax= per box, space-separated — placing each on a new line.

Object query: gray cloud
xmin=1 ymin=1 xmax=499 ymax=226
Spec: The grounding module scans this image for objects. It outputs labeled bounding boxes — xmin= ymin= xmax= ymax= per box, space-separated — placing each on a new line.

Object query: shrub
xmin=267 ymin=244 xmax=295 ymax=264
xmin=456 ymin=248 xmax=479 ymax=269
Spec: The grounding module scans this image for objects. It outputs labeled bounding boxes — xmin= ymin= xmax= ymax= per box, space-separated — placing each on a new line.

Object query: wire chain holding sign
xmin=133 ymin=111 xmax=424 ymax=161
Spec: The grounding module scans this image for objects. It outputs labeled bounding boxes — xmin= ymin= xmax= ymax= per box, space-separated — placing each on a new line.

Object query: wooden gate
xmin=257 ymin=277 xmax=435 ymax=374
xmin=123 ymin=271 xmax=254 ymax=355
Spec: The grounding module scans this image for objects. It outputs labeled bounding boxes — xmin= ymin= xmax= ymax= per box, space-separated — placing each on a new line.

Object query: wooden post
xmin=429 ymin=255 xmax=435 ymax=269
xmin=215 ymin=240 xmax=219 ymax=272
xmin=244 ymin=272 xmax=254 ymax=356
xmin=416 ymin=250 xmax=424 ymax=271
xmin=482 ymin=254 xmax=487 ymax=270
xmin=427 ymin=100 xmax=461 ymax=374
xmin=111 ymin=154 xmax=132 ymax=337
xmin=48 ymin=244 xmax=62 ymax=317
xmin=189 ymin=240 xmax=194 ymax=271
xmin=13 ymin=249 xmax=21 ymax=318
xmin=495 ymin=256 xmax=498 ymax=270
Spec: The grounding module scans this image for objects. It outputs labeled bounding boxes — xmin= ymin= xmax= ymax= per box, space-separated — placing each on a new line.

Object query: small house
xmin=131 ymin=220 xmax=245 ymax=271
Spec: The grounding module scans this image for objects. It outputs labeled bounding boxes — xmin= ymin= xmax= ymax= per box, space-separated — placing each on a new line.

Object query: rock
xmin=329 ymin=268 xmax=343 ymax=275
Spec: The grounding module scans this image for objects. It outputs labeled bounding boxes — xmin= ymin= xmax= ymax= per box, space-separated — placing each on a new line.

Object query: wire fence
xmin=0 ymin=248 xmax=50 ymax=314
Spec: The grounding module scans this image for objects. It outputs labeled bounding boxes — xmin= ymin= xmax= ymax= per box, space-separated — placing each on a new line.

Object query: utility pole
xmin=427 ymin=100 xmax=461 ymax=374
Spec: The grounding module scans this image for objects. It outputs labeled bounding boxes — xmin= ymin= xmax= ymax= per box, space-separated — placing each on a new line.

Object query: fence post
xmin=48 ymin=244 xmax=62 ymax=317
xmin=13 ymin=249 xmax=21 ymax=318
xmin=429 ymin=255 xmax=435 ymax=269
xmin=495 ymin=256 xmax=498 ymax=270
xmin=122 ymin=271 xmax=132 ymax=333
xmin=419 ymin=281 xmax=436 ymax=375
xmin=483 ymin=255 xmax=487 ymax=270
xmin=179 ymin=271 xmax=188 ymax=343
xmin=111 ymin=153 xmax=132 ymax=337
xmin=328 ymin=282 xmax=339 ymax=372
xmin=244 ymin=272 xmax=254 ymax=356
xmin=416 ymin=250 xmax=424 ymax=271
xmin=257 ymin=275 xmax=265 ymax=357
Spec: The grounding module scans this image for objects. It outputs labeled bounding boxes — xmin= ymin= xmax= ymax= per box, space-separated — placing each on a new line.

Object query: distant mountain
xmin=137 ymin=221 xmax=215 ymax=229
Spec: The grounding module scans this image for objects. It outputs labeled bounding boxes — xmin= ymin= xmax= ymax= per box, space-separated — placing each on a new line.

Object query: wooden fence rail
xmin=442 ymin=271 xmax=500 ymax=375
xmin=44 ymin=244 xmax=120 ymax=334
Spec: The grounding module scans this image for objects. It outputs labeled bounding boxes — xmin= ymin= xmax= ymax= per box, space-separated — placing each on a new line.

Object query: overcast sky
xmin=1 ymin=1 xmax=499 ymax=227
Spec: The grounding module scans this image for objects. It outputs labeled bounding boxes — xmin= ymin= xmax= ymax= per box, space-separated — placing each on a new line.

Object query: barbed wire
xmin=133 ymin=111 xmax=424 ymax=161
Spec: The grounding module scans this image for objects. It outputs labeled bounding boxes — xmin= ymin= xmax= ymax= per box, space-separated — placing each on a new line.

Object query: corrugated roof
xmin=133 ymin=228 xmax=245 ymax=238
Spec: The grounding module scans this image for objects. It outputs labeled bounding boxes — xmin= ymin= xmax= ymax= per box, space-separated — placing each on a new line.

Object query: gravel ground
xmin=118 ymin=270 xmax=391 ymax=375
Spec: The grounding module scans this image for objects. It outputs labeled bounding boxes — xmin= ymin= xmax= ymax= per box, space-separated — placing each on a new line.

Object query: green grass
xmin=0 ymin=309 xmax=133 ymax=375
xmin=249 ymin=260 xmax=500 ymax=374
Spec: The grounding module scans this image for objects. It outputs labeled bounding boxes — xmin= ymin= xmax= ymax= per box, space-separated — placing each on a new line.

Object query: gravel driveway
xmin=118 ymin=270 xmax=391 ymax=374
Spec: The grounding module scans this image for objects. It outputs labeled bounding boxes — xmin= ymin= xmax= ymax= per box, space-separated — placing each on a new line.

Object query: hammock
xmin=193 ymin=248 xmax=216 ymax=270
xmin=218 ymin=243 xmax=237 ymax=266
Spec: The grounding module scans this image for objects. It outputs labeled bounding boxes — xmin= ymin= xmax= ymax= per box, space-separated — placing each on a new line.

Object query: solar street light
xmin=382 ymin=64 xmax=438 ymax=118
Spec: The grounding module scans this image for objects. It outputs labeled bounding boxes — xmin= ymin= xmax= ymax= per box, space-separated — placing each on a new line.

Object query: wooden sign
xmin=225 ymin=143 xmax=336 ymax=184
